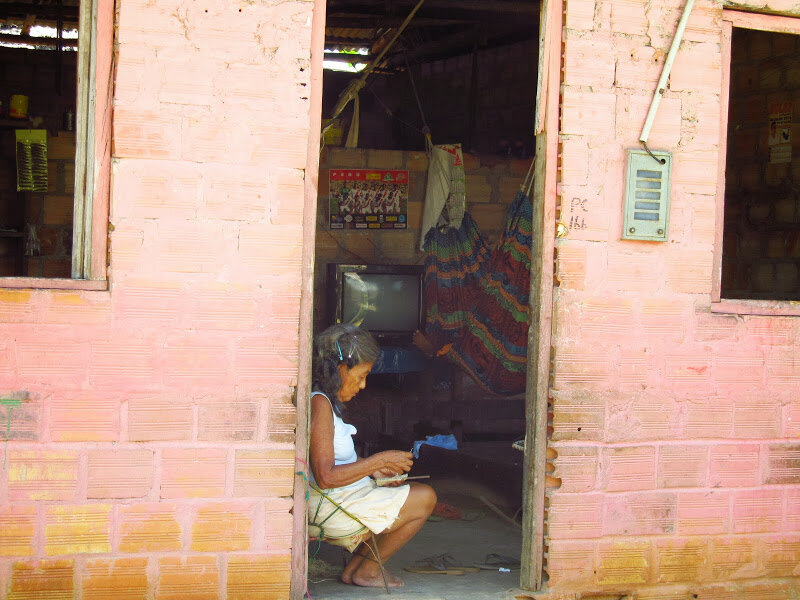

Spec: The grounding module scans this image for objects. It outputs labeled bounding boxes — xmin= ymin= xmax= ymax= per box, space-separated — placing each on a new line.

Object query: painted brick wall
xmin=0 ymin=0 xmax=314 ymax=597
xmin=547 ymin=0 xmax=800 ymax=597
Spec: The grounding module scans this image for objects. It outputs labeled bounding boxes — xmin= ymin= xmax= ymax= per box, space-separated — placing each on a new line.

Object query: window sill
xmin=711 ymin=299 xmax=800 ymax=317
xmin=0 ymin=277 xmax=108 ymax=291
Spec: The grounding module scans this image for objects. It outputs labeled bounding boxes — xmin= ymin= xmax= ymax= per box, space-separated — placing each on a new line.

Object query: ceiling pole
xmin=324 ymin=0 xmax=427 ymax=147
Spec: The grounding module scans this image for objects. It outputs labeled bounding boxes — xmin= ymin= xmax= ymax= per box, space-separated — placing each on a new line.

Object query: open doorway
xmin=304 ymin=0 xmax=547 ymax=596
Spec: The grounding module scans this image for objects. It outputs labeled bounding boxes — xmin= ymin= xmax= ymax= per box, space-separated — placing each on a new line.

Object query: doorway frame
xmin=520 ymin=0 xmax=562 ymax=590
xmin=291 ymin=0 xmax=327 ymax=598
xmin=290 ymin=0 xmax=563 ymax=594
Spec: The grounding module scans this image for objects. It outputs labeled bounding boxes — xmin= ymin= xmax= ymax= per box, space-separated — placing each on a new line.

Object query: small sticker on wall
xmin=768 ymin=101 xmax=792 ymax=164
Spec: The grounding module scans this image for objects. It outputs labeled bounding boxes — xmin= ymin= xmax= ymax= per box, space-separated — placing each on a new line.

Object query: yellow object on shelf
xmin=15 ymin=129 xmax=48 ymax=192
xmin=9 ymin=94 xmax=29 ymax=119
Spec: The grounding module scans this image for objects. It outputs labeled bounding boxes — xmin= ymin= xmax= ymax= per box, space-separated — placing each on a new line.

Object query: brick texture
xmin=82 ymin=558 xmax=149 ymax=600
xmin=227 ymin=553 xmax=292 ymax=600
xmin=118 ymin=504 xmax=183 ymax=553
xmin=9 ymin=559 xmax=74 ymax=600
xmin=0 ymin=0 xmax=315 ymax=598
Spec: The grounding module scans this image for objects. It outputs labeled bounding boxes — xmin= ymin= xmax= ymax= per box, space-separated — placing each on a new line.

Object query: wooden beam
xmin=392 ymin=20 xmax=537 ymax=65
xmin=328 ymin=0 xmax=538 ymax=15
xmin=0 ymin=3 xmax=79 ymax=21
xmin=0 ymin=32 xmax=77 ymax=48
xmin=326 ymin=14 xmax=474 ymax=26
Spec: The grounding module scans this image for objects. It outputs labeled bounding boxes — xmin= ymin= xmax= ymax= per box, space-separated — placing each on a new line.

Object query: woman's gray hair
xmin=312 ymin=323 xmax=380 ymax=416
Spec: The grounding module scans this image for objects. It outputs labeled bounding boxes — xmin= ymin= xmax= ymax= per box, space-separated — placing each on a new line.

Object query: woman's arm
xmin=309 ymin=394 xmax=413 ymax=489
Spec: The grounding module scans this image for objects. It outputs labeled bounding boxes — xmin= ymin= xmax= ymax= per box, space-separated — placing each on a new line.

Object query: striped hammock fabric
xmin=422 ymin=189 xmax=533 ymax=395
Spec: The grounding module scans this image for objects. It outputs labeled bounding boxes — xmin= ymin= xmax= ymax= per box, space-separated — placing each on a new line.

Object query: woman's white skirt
xmin=308 ymin=479 xmax=410 ymax=552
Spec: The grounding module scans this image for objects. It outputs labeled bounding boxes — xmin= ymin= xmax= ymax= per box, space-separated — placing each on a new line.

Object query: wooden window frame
xmin=712 ymin=10 xmax=800 ymax=316
xmin=0 ymin=0 xmax=112 ymax=291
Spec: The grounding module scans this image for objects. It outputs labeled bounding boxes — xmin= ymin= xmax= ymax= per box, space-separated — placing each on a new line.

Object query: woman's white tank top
xmin=312 ymin=392 xmax=369 ymax=489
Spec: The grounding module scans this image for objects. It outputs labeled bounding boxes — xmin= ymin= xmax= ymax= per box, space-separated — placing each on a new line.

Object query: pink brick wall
xmin=547 ymin=0 xmax=800 ymax=596
xmin=0 ymin=0 xmax=315 ymax=597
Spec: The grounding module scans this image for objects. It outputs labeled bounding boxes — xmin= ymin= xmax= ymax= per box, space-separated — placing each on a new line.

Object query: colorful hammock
xmin=422 ymin=189 xmax=533 ymax=395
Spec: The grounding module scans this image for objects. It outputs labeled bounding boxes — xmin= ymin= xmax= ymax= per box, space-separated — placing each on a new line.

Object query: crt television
xmin=327 ymin=263 xmax=425 ymax=346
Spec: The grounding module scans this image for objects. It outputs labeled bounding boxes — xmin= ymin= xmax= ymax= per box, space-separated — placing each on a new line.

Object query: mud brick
xmin=87 ymin=449 xmax=154 ymax=499
xmin=547 ymin=493 xmax=603 ymax=539
xmin=49 ymin=395 xmax=119 ymax=442
xmin=160 ymin=448 xmax=227 ymax=499
xmin=127 ymin=396 xmax=193 ymax=442
xmin=118 ymin=503 xmax=183 ymax=553
xmin=764 ymin=443 xmax=800 ymax=484
xmin=198 ymin=399 xmax=259 ymax=442
xmin=263 ymin=498 xmax=294 ymax=552
xmin=709 ymin=444 xmax=760 ymax=488
xmin=657 ymin=445 xmax=708 ymax=488
xmin=0 ymin=396 xmax=40 ymax=441
xmin=709 ymin=537 xmax=759 ymax=581
xmin=654 ymin=538 xmax=708 ymax=584
xmin=82 ymin=558 xmax=148 ymax=600
xmin=552 ymin=446 xmax=598 ymax=493
xmin=156 ymin=556 xmax=219 ymax=600
xmin=0 ymin=506 xmax=36 ymax=556
xmin=602 ymin=446 xmax=656 ymax=492
xmin=233 ymin=449 xmax=295 ymax=497
xmin=603 ymin=492 xmax=676 ymax=536
xmin=191 ymin=502 xmax=253 ymax=551
xmin=677 ymin=490 xmax=730 ymax=536
xmin=8 ymin=450 xmax=79 ymax=502
xmin=9 ymin=559 xmax=74 ymax=600
xmin=597 ymin=540 xmax=651 ymax=586
xmin=227 ymin=553 xmax=291 ymax=600
xmin=265 ymin=399 xmax=297 ymax=444
xmin=44 ymin=505 xmax=112 ymax=555
xmin=551 ymin=392 xmax=605 ymax=441
xmin=732 ymin=489 xmax=782 ymax=534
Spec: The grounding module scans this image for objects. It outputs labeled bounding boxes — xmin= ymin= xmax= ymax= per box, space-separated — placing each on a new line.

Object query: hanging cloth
xmin=419 ymin=143 xmax=466 ymax=250
xmin=421 ymin=170 xmax=534 ymax=396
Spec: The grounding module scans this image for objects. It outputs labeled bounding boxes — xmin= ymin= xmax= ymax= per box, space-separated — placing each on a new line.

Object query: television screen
xmin=342 ymin=272 xmax=420 ymax=333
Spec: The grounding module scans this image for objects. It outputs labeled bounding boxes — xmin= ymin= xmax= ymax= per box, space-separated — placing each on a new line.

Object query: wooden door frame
xmin=520 ymin=0 xmax=562 ymax=590
xmin=291 ymin=0 xmax=326 ymax=597
xmin=290 ymin=0 xmax=563 ymax=593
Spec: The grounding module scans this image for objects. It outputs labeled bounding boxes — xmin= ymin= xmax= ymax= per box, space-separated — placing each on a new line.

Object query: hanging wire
xmin=403 ymin=52 xmax=433 ymax=152
xmin=364 ymin=83 xmax=428 ymax=138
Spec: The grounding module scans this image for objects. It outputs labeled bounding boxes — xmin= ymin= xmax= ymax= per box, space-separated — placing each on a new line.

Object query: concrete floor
xmin=306 ymin=478 xmax=523 ymax=600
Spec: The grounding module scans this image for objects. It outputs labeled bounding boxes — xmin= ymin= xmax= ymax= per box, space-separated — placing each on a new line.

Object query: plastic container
xmin=9 ymin=95 xmax=29 ymax=119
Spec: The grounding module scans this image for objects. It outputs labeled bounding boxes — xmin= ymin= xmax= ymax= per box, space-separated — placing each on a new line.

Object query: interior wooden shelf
xmin=0 ymin=117 xmax=34 ymax=129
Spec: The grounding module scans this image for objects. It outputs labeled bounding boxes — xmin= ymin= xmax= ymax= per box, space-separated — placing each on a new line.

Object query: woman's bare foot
xmin=341 ymin=561 xmax=403 ymax=587
xmin=350 ymin=567 xmax=404 ymax=588
xmin=412 ymin=330 xmax=435 ymax=357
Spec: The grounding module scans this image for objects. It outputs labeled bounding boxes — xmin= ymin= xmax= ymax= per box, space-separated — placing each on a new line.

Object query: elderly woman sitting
xmin=308 ymin=324 xmax=437 ymax=588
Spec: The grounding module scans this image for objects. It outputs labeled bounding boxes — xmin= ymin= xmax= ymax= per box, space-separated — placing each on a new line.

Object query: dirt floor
xmin=305 ymin=476 xmax=524 ymax=600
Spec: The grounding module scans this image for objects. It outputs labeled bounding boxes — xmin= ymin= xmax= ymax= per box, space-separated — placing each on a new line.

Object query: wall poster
xmin=768 ymin=101 xmax=792 ymax=164
xmin=329 ymin=169 xmax=409 ymax=229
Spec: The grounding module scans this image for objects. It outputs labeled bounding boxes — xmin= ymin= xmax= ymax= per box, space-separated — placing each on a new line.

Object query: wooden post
xmin=520 ymin=0 xmax=562 ymax=589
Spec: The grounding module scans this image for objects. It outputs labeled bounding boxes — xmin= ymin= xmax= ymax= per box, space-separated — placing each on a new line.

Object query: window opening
xmin=721 ymin=26 xmax=800 ymax=301
xmin=0 ymin=2 xmax=80 ymax=278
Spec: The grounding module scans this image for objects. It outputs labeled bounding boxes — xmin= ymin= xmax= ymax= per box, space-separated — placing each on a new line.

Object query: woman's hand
xmin=373 ymin=450 xmax=413 ymax=475
xmin=371 ymin=468 xmax=405 ymax=487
